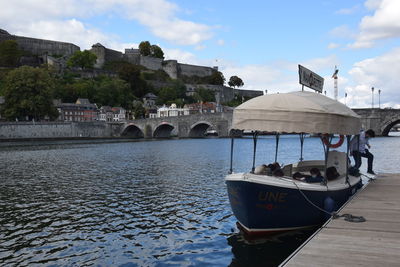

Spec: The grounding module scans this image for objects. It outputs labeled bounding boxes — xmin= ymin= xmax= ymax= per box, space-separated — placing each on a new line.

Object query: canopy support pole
xmin=275 ymin=133 xmax=280 ymax=163
xmin=299 ymin=133 xmax=305 ymax=161
xmin=345 ymin=135 xmax=351 ymax=185
xmin=229 ymin=137 xmax=234 ymax=174
xmin=251 ymin=131 xmax=258 ymax=173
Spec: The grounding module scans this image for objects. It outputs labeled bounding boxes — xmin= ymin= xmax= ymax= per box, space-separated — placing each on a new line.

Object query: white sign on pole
xmin=298 ymin=65 xmax=324 ymax=93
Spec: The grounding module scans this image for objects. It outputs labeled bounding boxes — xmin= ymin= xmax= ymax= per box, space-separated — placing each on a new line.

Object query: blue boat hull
xmin=226 ymin=177 xmax=361 ymax=234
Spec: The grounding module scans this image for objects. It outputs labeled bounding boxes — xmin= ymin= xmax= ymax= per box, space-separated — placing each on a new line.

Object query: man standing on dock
xmin=350 ymin=129 xmax=376 ymax=175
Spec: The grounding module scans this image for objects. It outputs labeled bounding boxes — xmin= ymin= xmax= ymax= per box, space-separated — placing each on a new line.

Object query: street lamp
xmin=345 ymin=92 xmax=347 ymax=106
xmin=378 ymin=89 xmax=381 ymax=109
xmin=371 ymin=87 xmax=374 ymax=109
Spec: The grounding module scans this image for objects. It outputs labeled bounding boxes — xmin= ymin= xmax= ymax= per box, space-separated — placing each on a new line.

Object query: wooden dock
xmin=282 ymin=173 xmax=400 ymax=266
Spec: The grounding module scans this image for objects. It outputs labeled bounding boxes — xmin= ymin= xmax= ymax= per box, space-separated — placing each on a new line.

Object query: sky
xmin=1 ymin=0 xmax=400 ymax=108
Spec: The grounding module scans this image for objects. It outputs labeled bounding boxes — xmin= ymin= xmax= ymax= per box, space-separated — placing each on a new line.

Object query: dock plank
xmin=283 ymin=173 xmax=400 ymax=266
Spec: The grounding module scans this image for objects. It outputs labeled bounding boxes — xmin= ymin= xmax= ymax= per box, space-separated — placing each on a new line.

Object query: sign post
xmin=298 ymin=65 xmax=324 ymax=93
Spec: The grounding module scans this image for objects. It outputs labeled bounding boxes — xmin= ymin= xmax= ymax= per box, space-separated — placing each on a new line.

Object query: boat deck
xmin=281 ymin=173 xmax=400 ymax=266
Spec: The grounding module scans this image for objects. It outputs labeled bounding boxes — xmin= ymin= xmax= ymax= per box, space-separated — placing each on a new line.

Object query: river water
xmin=1 ymin=135 xmax=400 ymax=266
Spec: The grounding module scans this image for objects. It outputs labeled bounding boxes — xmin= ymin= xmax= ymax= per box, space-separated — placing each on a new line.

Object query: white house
xmin=112 ymin=107 xmax=126 ymax=122
xmin=157 ymin=104 xmax=189 ymax=118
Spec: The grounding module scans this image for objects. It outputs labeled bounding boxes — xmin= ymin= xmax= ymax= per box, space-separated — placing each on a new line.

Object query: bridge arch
xmin=121 ymin=124 xmax=144 ymax=138
xmin=153 ymin=122 xmax=175 ymax=138
xmin=189 ymin=121 xmax=215 ymax=138
xmin=381 ymin=118 xmax=400 ymax=136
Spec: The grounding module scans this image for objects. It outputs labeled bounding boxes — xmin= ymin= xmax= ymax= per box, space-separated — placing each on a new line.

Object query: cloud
xmin=0 ymin=0 xmax=214 ymax=47
xmin=301 ymin=55 xmax=339 ymax=73
xmin=349 ymin=0 xmax=400 ymax=48
xmin=335 ymin=5 xmax=361 ymax=15
xmin=215 ymin=55 xmax=341 ymax=96
xmin=329 ymin=25 xmax=356 ymax=39
xmin=17 ymin=19 xmax=111 ymax=50
xmin=328 ymin=43 xmax=340 ymax=49
xmin=345 ymin=47 xmax=400 ymax=107
xmin=163 ymin=48 xmax=203 ymax=65
xmin=364 ymin=0 xmax=383 ymax=10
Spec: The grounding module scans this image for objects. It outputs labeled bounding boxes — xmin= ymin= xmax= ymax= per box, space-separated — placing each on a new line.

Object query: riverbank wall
xmin=0 ymin=122 xmax=123 ymax=140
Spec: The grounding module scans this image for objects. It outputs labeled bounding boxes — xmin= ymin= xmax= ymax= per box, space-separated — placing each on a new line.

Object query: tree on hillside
xmin=151 ymin=45 xmax=164 ymax=59
xmin=117 ymin=63 xmax=148 ymax=98
xmin=228 ymin=76 xmax=244 ymax=88
xmin=93 ymin=77 xmax=133 ymax=108
xmin=2 ymin=66 xmax=58 ymax=120
xmin=0 ymin=40 xmax=22 ymax=67
xmin=207 ymin=71 xmax=225 ymax=85
xmin=139 ymin=41 xmax=151 ymax=56
xmin=193 ymin=87 xmax=215 ymax=102
xmin=139 ymin=41 xmax=164 ymax=59
xmin=132 ymin=101 xmax=145 ymax=119
xmin=155 ymin=80 xmax=186 ymax=105
xmin=67 ymin=50 xmax=97 ymax=69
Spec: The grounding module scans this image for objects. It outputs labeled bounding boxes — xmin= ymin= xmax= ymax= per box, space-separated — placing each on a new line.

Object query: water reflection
xmin=227 ymin=227 xmax=318 ymax=267
xmin=1 ymin=136 xmax=400 ymax=266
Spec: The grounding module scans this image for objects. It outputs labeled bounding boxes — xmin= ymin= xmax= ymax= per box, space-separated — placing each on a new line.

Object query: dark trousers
xmin=353 ymin=149 xmax=374 ymax=172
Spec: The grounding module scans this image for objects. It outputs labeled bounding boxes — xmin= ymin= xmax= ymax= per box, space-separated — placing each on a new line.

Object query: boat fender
xmin=324 ymin=196 xmax=336 ymax=219
xmin=322 ymin=134 xmax=344 ymax=148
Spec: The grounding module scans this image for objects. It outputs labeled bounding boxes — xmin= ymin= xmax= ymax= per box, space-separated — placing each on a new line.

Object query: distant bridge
xmin=121 ymin=112 xmax=232 ymax=138
xmin=352 ymin=108 xmax=400 ymax=136
xmin=121 ymin=108 xmax=400 ymax=138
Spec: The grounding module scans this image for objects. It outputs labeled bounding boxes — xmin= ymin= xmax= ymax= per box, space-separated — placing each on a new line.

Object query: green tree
xmin=194 ymin=87 xmax=215 ymax=102
xmin=228 ymin=75 xmax=244 ymax=88
xmin=93 ymin=77 xmax=132 ymax=108
xmin=207 ymin=71 xmax=225 ymax=85
xmin=2 ymin=66 xmax=58 ymax=120
xmin=67 ymin=50 xmax=97 ymax=69
xmin=139 ymin=41 xmax=151 ymax=56
xmin=155 ymin=80 xmax=186 ymax=105
xmin=139 ymin=41 xmax=164 ymax=58
xmin=151 ymin=45 xmax=164 ymax=59
xmin=0 ymin=40 xmax=22 ymax=67
xmin=117 ymin=63 xmax=148 ymax=98
xmin=132 ymin=101 xmax=145 ymax=119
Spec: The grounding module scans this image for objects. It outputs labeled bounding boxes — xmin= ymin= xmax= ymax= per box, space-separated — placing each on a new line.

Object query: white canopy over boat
xmin=232 ymin=91 xmax=361 ymax=135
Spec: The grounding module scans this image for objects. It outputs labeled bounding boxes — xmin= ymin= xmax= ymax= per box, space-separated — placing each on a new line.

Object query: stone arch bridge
xmin=121 ymin=112 xmax=233 ymax=138
xmin=352 ymin=108 xmax=400 ymax=136
xmin=120 ymin=108 xmax=400 ymax=138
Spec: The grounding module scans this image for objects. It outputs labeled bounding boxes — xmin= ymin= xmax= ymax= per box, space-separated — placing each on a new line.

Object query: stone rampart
xmin=178 ymin=63 xmax=215 ymax=77
xmin=0 ymin=30 xmax=79 ymax=56
xmin=124 ymin=48 xmax=141 ymax=65
xmin=91 ymin=43 xmax=124 ymax=68
xmin=187 ymin=84 xmax=263 ymax=103
xmin=0 ymin=122 xmax=123 ymax=140
xmin=162 ymin=60 xmax=178 ymax=79
xmin=140 ymin=56 xmax=163 ymax=70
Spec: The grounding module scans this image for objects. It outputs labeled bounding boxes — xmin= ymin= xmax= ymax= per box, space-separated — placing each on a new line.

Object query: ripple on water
xmin=1 ymin=137 xmax=400 ymax=266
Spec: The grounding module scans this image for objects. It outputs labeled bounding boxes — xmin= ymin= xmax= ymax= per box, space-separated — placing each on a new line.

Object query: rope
xmin=332 ymin=213 xmax=366 ymax=223
xmin=291 ymin=180 xmax=332 ymax=216
xmin=290 ymin=179 xmax=367 ymax=223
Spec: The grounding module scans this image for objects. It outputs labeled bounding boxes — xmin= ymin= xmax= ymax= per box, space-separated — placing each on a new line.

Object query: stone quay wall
xmin=0 ymin=122 xmax=123 ymax=140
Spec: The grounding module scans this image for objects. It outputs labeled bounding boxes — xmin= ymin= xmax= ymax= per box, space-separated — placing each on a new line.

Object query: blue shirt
xmin=350 ymin=131 xmax=369 ymax=153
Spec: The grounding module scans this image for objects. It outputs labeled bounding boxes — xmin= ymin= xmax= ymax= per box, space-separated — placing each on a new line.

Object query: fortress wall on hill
xmin=0 ymin=31 xmax=79 ymax=56
xmin=178 ymin=63 xmax=215 ymax=78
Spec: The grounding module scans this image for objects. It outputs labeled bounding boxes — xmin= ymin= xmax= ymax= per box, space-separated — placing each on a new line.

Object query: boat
xmin=225 ymin=91 xmax=363 ymax=236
